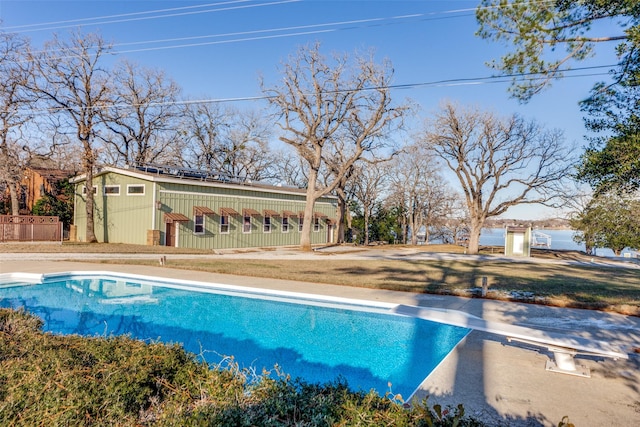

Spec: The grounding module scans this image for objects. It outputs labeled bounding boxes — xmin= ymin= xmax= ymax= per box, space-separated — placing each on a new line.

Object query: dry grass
xmin=3 ymin=242 xmax=638 ymax=316
xmin=110 ymin=253 xmax=639 ymax=316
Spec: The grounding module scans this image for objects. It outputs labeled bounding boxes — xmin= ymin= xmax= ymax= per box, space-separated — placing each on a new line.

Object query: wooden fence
xmin=0 ymin=215 xmax=62 ymax=243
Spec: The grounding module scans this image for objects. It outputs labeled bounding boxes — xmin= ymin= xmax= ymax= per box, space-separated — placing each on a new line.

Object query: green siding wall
xmin=167 ymin=213 xmax=332 ymax=250
xmin=74 ymin=174 xmax=153 ymax=244
xmin=75 ymin=169 xmax=337 ymax=249
xmin=157 ymin=184 xmax=335 ymax=249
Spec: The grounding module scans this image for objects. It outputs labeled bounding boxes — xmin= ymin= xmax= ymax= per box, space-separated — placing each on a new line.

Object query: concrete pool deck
xmin=1 ymin=251 xmax=639 ymax=427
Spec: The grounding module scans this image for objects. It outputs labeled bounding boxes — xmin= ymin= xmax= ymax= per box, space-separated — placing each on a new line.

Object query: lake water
xmin=479 ymin=228 xmax=631 ymax=257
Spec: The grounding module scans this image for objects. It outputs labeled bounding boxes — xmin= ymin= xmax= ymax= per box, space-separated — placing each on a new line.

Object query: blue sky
xmin=0 ymin=0 xmax=620 ymax=219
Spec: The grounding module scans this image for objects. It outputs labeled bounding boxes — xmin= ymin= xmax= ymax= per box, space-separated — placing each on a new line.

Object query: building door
xmin=166 ymin=222 xmax=176 ymax=247
xmin=513 ymin=233 xmax=524 ymax=255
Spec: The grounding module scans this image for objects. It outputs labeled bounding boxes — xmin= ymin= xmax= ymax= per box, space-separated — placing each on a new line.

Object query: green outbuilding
xmin=71 ymin=165 xmax=338 ymax=249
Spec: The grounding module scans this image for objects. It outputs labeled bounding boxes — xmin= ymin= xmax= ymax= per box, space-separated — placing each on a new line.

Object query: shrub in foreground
xmin=0 ymin=308 xmax=484 ymax=426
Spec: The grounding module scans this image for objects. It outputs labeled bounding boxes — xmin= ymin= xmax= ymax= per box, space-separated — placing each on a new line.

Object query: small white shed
xmin=504 ymin=226 xmax=532 ymax=257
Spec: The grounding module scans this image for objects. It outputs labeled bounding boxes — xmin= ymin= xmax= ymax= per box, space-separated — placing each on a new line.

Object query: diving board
xmin=390 ymin=304 xmax=629 ymax=378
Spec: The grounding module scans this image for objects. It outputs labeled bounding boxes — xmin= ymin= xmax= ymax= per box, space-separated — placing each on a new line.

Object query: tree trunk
xmin=299 ymin=169 xmax=319 ymax=252
xmin=409 ymin=212 xmax=419 ymax=245
xmin=363 ymin=210 xmax=370 ymax=245
xmin=336 ymin=189 xmax=347 ymax=244
xmin=345 ymin=209 xmax=352 ymax=243
xmin=467 ymin=220 xmax=483 ymax=255
xmin=9 ymin=182 xmax=19 ymax=216
xmin=84 ymin=151 xmax=98 ymax=243
xmin=300 ymin=198 xmax=314 ymax=251
xmin=402 ymin=218 xmax=408 ymax=244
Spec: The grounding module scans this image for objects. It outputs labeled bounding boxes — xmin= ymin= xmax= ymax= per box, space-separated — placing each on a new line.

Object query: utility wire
xmin=3 ymin=0 xmax=301 ymax=33
xmin=3 ymin=1 xmax=249 ymax=29
xmin=4 ymin=0 xmax=556 ymax=33
xmin=3 ymin=1 xmax=522 ymax=60
xmin=2 ymin=0 xmax=617 ymax=114
xmin=25 ymin=10 xmax=471 ymax=58
xmin=110 ymin=13 xmax=426 ymax=50
xmin=22 ymin=65 xmax=614 ymax=114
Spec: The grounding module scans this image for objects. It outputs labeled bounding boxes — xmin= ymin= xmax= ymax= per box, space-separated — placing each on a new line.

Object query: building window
xmin=313 ymin=217 xmax=320 ymax=232
xmin=104 ymin=185 xmax=120 ymax=196
xmin=282 ymin=217 xmax=289 ymax=233
xmin=298 ymin=216 xmax=304 ymax=232
xmin=82 ymin=185 xmax=97 ymax=195
xmin=243 ymin=215 xmax=252 ymax=233
xmin=194 ymin=214 xmax=204 ymax=234
xmin=127 ymin=184 xmax=145 ymax=195
xmin=263 ymin=216 xmax=272 ymax=233
xmin=220 ymin=215 xmax=229 ymax=234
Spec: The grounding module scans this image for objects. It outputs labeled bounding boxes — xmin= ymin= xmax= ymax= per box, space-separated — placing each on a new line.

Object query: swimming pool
xmin=0 ymin=272 xmax=470 ymax=399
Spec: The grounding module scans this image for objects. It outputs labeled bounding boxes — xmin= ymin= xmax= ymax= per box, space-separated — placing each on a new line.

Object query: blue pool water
xmin=0 ymin=274 xmax=470 ymax=398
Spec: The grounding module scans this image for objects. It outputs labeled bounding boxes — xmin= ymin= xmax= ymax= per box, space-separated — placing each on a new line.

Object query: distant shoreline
xmin=486 ymin=218 xmax=571 ymax=230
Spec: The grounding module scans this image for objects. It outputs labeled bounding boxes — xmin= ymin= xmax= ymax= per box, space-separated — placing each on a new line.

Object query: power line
xmin=19 ymin=10 xmax=476 ymax=64
xmin=3 ymin=1 xmax=251 ymax=30
xmin=109 ymin=13 xmax=440 ymax=56
xmin=5 ymin=0 xmax=556 ymax=34
xmin=109 ymin=14 xmax=426 ymax=50
xmin=23 ymin=64 xmax=615 ymax=115
xmin=2 ymin=0 xmax=619 ymax=114
xmin=3 ymin=0 xmax=301 ymax=33
xmin=24 ymin=11 xmax=474 ymax=60
xmin=389 ymin=65 xmax=615 ymax=91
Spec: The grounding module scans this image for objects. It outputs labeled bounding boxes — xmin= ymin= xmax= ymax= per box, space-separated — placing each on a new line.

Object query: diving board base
xmin=545 ymin=360 xmax=590 ymax=378
xmin=507 ymin=337 xmax=593 ymax=377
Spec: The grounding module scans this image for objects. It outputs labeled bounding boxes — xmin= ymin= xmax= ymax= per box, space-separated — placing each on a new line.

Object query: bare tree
xmin=322 ymin=156 xmax=355 ymax=244
xmin=386 ymin=143 xmax=450 ymax=245
xmin=351 ymin=161 xmax=390 ymax=245
xmin=437 ymin=194 xmax=469 ymax=246
xmin=424 ymin=102 xmax=574 ymax=254
xmin=321 ymin=137 xmax=373 ymax=244
xmin=182 ymin=101 xmax=225 ymax=170
xmin=271 ymin=149 xmax=308 ymax=187
xmin=324 ymin=116 xmax=400 ymax=244
xmin=99 ymin=60 xmax=182 ymax=167
xmin=222 ymin=108 xmax=276 ymax=181
xmin=27 ymin=118 xmax=84 ymax=171
xmin=0 ymin=32 xmax=33 ymax=215
xmin=182 ymin=103 xmax=275 ymax=181
xmin=30 ymin=31 xmax=112 ymax=243
xmin=263 ymin=43 xmax=408 ymax=251
xmin=0 ymin=140 xmax=26 ymax=215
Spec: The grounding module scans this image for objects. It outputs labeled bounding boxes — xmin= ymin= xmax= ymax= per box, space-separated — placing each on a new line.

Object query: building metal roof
xmin=70 ymin=165 xmax=337 ymax=201
xmin=506 ymin=226 xmax=530 ymax=232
